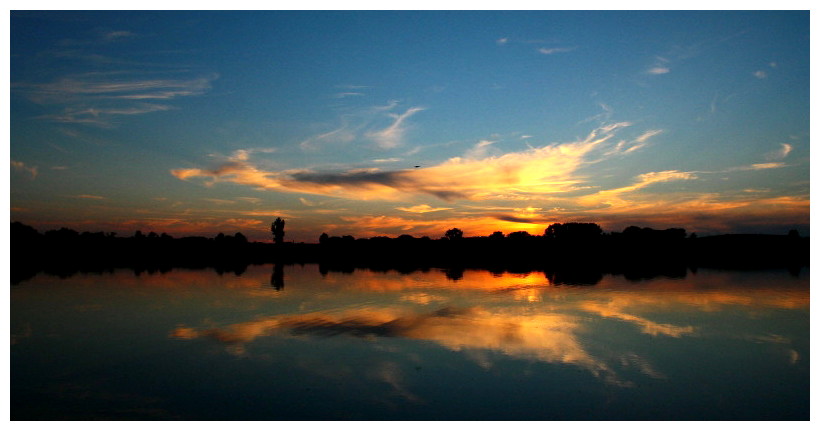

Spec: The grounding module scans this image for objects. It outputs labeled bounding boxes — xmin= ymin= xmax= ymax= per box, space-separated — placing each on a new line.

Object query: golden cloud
xmin=171 ymin=122 xmax=637 ymax=202
xmin=170 ymin=305 xmax=627 ymax=385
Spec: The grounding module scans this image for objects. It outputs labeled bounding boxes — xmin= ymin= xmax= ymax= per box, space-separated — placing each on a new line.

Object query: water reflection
xmin=12 ymin=264 xmax=809 ymax=420
xmin=167 ymin=264 xmax=807 ymax=390
xmin=270 ymin=262 xmax=285 ymax=290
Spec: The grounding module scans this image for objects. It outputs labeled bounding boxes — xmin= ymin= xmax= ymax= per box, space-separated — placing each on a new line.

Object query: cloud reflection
xmin=171 ymin=306 xmax=633 ymax=386
xmin=167 ymin=266 xmax=808 ymax=387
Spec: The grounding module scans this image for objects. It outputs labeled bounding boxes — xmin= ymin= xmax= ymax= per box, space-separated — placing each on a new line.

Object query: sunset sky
xmin=9 ymin=10 xmax=810 ymax=242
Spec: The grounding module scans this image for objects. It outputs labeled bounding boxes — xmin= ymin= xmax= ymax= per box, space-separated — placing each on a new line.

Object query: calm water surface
xmin=11 ymin=265 xmax=809 ymax=420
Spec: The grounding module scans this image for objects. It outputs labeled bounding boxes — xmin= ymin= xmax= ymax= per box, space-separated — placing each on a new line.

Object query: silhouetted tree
xmin=544 ymin=223 xmax=561 ymax=240
xmin=271 ymin=217 xmax=285 ymax=244
xmin=545 ymin=222 xmax=602 ymax=241
xmin=507 ymin=231 xmax=532 ymax=240
xmin=444 ymin=228 xmax=463 ymax=241
xmin=489 ymin=231 xmax=504 ymax=240
xmin=623 ymin=226 xmax=686 ymax=242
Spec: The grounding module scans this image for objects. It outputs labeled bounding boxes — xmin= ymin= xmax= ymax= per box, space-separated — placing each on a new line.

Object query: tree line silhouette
xmin=10 ymin=220 xmax=808 ymax=285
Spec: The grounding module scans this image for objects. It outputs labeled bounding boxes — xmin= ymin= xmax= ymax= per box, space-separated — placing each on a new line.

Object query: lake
xmin=10 ymin=264 xmax=809 ymax=420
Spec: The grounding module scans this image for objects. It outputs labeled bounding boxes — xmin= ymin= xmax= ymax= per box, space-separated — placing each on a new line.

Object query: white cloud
xmin=765 ymin=143 xmax=793 ymax=161
xmin=496 ymin=37 xmax=509 ymax=45
xmin=464 ymin=140 xmax=496 ymax=159
xmin=607 ymin=129 xmax=663 ymax=156
xmin=366 ymin=107 xmax=424 ymax=149
xmin=646 ymin=56 xmax=671 ymax=75
xmin=538 ymin=47 xmax=574 ymax=55
xmin=299 ymin=122 xmax=357 ymax=151
xmin=103 ymin=30 xmax=136 ymax=41
xmin=753 ymin=70 xmax=768 ymax=79
xmin=334 ymin=92 xmax=364 ymax=98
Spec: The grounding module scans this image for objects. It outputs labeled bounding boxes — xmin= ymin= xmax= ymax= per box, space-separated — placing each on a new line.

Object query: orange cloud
xmin=170 ymin=305 xmax=627 ymax=385
xmin=395 ymin=204 xmax=452 ymax=213
xmin=168 ymin=120 xmax=807 ymax=238
xmin=171 ymin=122 xmax=640 ymax=202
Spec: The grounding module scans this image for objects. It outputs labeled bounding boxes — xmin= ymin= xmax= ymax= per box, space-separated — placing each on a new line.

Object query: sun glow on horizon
xmin=10 ymin=11 xmax=809 ymax=241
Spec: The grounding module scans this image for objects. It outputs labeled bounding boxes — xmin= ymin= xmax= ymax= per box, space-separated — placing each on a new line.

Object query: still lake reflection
xmin=11 ymin=264 xmax=809 ymax=420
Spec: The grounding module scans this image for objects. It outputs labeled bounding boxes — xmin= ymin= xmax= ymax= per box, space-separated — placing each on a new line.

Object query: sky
xmin=9 ymin=10 xmax=811 ymax=242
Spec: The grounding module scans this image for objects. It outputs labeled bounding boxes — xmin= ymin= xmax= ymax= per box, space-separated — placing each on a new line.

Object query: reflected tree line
xmin=11 ymin=220 xmax=808 ymax=285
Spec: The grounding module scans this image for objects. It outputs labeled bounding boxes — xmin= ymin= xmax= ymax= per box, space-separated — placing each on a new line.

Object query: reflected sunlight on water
xmin=11 ymin=264 xmax=809 ymax=420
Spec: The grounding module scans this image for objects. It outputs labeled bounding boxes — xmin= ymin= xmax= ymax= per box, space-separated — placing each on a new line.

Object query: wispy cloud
xmin=748 ymin=162 xmax=786 ymax=170
xmin=647 ymin=66 xmax=670 ymax=75
xmin=464 ymin=139 xmax=496 ymax=159
xmin=538 ymin=47 xmax=575 ymax=55
xmin=605 ymin=129 xmax=662 ymax=156
xmin=581 ymin=170 xmax=698 ymax=207
xmin=237 ymin=197 xmax=262 ymax=204
xmin=366 ymin=107 xmax=424 ymax=149
xmin=299 ymin=121 xmax=357 ymax=151
xmin=334 ymin=92 xmax=365 ymax=99
xmin=765 ymin=143 xmax=792 ymax=161
xmin=13 ymin=31 xmax=218 ymax=127
xmin=300 ymin=102 xmax=422 ymax=151
xmin=102 ymin=30 xmax=136 ymax=42
xmin=395 ymin=204 xmax=452 ymax=214
xmin=42 ymin=103 xmax=175 ymax=126
xmin=753 ymin=61 xmax=778 ymax=80
xmin=720 ymin=162 xmax=787 ymax=173
xmin=172 ymin=121 xmax=641 ymax=202
xmin=202 ymin=198 xmax=235 ymax=205
xmin=15 ymin=73 xmax=217 ymax=126
xmin=496 ymin=37 xmax=509 ymax=45
xmin=16 ymin=73 xmax=217 ymax=104
xmin=75 ymin=194 xmax=105 ymax=199
xmin=11 ymin=160 xmax=38 ymax=179
xmin=646 ymin=56 xmax=671 ymax=75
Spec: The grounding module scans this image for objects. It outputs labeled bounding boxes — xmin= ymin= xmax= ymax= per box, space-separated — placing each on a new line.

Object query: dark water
xmin=11 ymin=265 xmax=809 ymax=420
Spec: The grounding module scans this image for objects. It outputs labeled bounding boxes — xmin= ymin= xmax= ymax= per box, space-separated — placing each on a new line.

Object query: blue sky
xmin=9 ymin=10 xmax=810 ymax=242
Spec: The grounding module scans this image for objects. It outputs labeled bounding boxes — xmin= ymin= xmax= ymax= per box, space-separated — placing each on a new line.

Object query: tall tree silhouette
xmin=271 ymin=218 xmax=285 ymax=245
